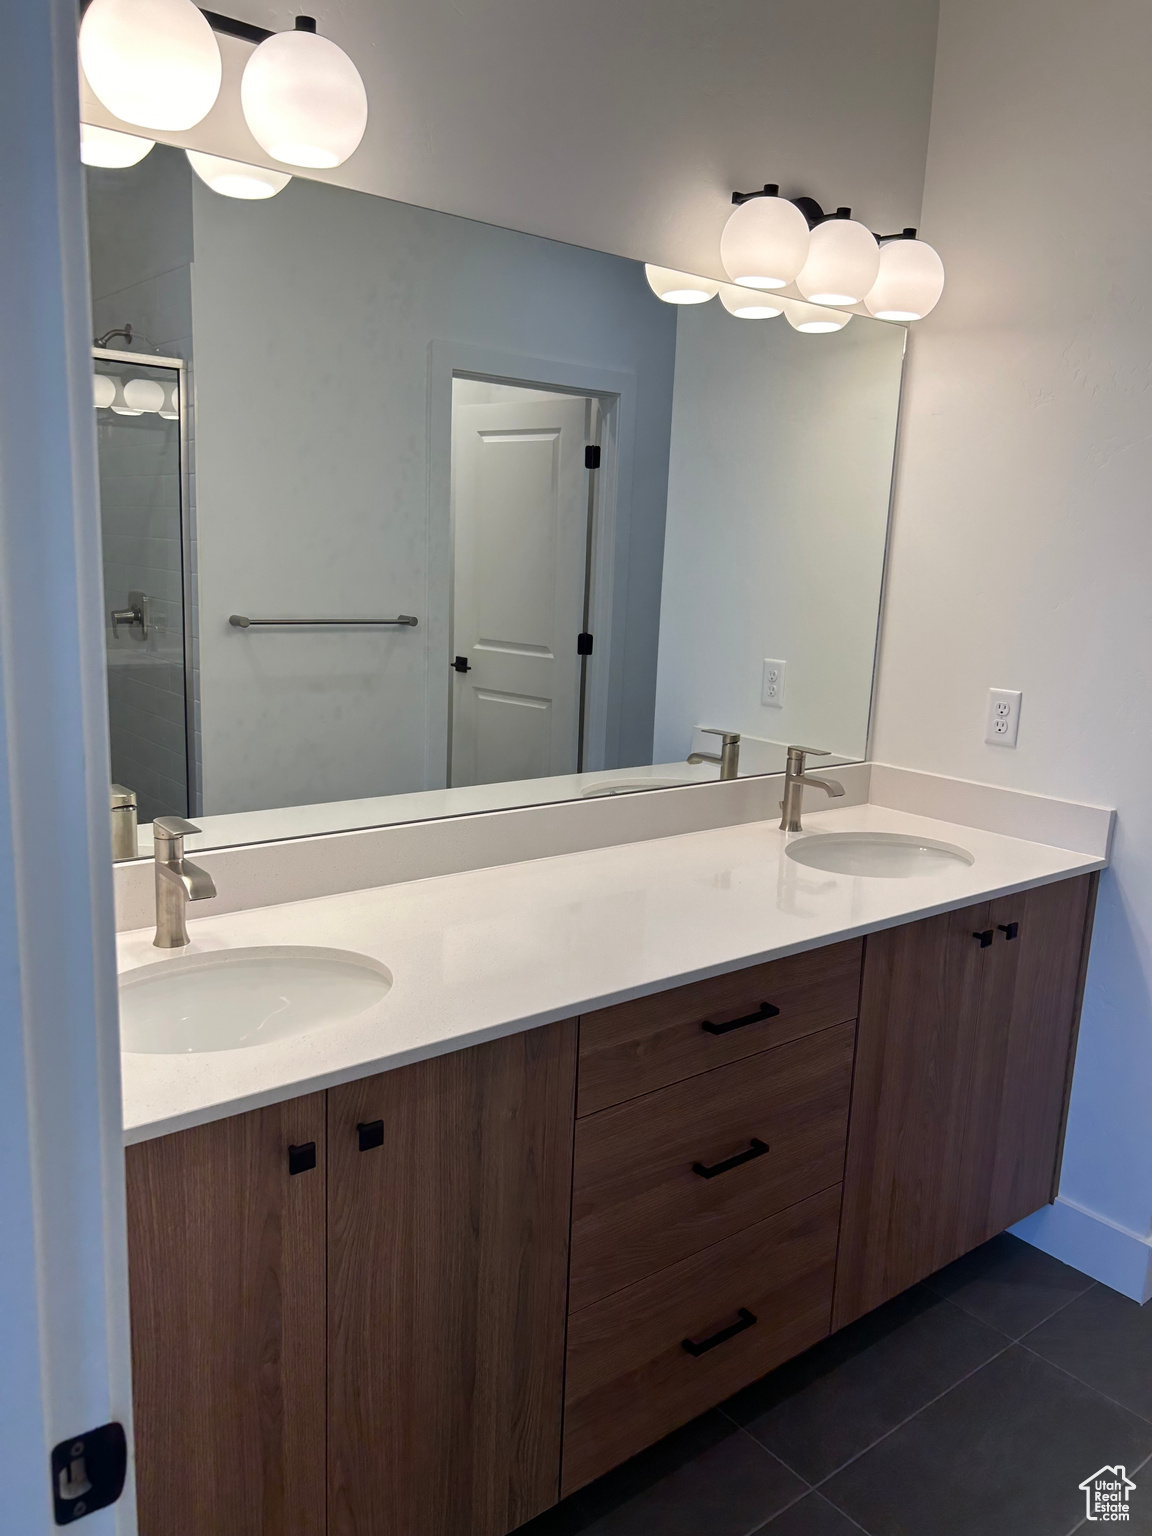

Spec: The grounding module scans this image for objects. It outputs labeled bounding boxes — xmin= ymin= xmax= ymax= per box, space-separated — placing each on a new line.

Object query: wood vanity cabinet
xmin=833 ymin=873 xmax=1097 ymax=1327
xmin=125 ymin=875 xmax=1096 ymax=1536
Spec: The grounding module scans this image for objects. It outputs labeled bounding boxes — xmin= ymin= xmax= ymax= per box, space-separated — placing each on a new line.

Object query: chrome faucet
xmin=779 ymin=745 xmax=846 ymax=832
xmin=687 ymin=729 xmax=741 ymax=781
xmin=153 ymin=816 xmax=216 ymax=948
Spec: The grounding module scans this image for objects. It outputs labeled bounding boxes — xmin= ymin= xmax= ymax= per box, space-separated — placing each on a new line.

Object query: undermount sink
xmin=119 ymin=945 xmax=392 ymax=1054
xmin=785 ymin=830 xmax=974 ymax=879
xmin=582 ymin=777 xmax=693 ymax=797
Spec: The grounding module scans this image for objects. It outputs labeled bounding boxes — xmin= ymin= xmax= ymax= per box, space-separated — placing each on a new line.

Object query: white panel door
xmin=450 ymin=396 xmax=589 ymax=786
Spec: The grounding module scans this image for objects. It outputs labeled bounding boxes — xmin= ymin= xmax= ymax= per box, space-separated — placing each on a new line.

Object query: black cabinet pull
xmin=973 ymin=929 xmax=994 ymax=948
xmin=998 ymin=922 xmax=1020 ymax=941
xmin=288 ymin=1141 xmax=316 ymax=1175
xmin=701 ymin=1001 xmax=780 ymax=1036
xmin=692 ymin=1138 xmax=770 ymax=1180
xmin=358 ymin=1120 xmax=384 ymax=1151
xmin=682 ymin=1307 xmax=758 ymax=1358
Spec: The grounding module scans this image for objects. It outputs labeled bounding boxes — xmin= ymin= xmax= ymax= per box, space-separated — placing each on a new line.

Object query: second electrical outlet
xmin=762 ymin=659 xmax=786 ymax=708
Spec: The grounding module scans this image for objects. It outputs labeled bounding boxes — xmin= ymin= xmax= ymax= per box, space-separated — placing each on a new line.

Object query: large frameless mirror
xmin=85 ymin=145 xmax=906 ymax=858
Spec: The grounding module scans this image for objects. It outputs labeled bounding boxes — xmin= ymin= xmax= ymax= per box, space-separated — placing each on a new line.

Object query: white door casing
xmin=450 ymin=395 xmax=590 ymax=786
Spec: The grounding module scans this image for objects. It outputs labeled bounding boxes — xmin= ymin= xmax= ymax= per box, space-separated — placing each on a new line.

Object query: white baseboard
xmin=1012 ymin=1198 xmax=1152 ymax=1303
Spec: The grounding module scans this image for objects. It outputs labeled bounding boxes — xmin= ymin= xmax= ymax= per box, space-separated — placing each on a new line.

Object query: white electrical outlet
xmin=985 ymin=688 xmax=1021 ymax=747
xmin=762 ymin=658 xmax=786 ymax=708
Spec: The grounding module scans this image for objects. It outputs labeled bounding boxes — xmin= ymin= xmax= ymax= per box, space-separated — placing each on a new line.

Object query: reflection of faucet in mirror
xmin=779 ymin=745 xmax=845 ymax=832
xmin=111 ymin=784 xmax=138 ymax=861
xmin=687 ymin=729 xmax=741 ymax=780
xmin=153 ymin=817 xmax=217 ymax=949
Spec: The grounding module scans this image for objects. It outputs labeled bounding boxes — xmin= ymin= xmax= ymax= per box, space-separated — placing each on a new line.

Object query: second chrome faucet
xmin=780 ymin=745 xmax=845 ymax=831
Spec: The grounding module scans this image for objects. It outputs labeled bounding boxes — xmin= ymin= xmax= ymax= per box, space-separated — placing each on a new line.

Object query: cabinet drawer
xmin=562 ymin=1185 xmax=839 ymax=1496
xmin=570 ymin=1021 xmax=854 ymax=1311
xmin=577 ymin=940 xmax=862 ymax=1116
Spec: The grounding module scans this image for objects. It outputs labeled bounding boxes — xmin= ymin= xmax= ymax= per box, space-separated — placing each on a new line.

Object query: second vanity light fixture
xmin=78 ymin=0 xmax=368 ymax=194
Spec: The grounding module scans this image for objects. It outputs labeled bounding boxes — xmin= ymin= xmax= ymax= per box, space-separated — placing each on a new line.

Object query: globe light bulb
xmin=795 ymin=216 xmax=880 ymax=306
xmin=718 ymin=283 xmax=782 ymax=319
xmin=93 ymin=373 xmax=116 ymax=408
xmin=122 ymin=378 xmax=167 ymax=413
xmin=863 ymin=237 xmax=945 ymax=321
xmin=644 ymin=265 xmax=720 ymax=305
xmin=720 ymin=194 xmax=811 ymax=290
xmin=79 ymin=0 xmax=222 ymax=132
xmin=186 ymin=149 xmax=291 ymax=200
xmin=80 ymin=123 xmax=155 ymax=167
xmin=782 ymin=299 xmax=852 ymax=334
xmin=241 ymin=20 xmax=368 ymax=169
xmin=110 ymin=377 xmax=142 ymax=415
xmin=159 ymin=382 xmax=179 ymax=420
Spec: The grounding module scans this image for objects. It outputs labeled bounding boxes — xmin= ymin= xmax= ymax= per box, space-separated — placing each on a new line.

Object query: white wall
xmin=80 ymin=1 xmax=939 ymax=280
xmin=654 ymin=305 xmax=905 ymax=769
xmin=873 ymin=0 xmax=1152 ymax=1299
xmin=187 ymin=167 xmax=677 ymax=813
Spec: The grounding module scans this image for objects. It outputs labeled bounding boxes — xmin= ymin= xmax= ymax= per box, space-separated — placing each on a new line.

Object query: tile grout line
xmin=1016 ymin=1337 xmax=1152 ymax=1428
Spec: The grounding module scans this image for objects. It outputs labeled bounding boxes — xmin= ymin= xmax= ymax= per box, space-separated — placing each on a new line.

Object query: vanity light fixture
xmin=93 ymin=372 xmax=116 ymax=408
xmin=80 ymin=123 xmax=154 ymax=166
xmin=122 ymin=378 xmax=167 ymax=413
xmin=720 ymin=186 xmax=811 ymax=290
xmin=863 ymin=231 xmax=945 ymax=321
xmin=186 ymin=149 xmax=292 ymax=199
xmin=718 ymin=283 xmax=782 ymax=319
xmin=794 ymin=209 xmax=880 ymax=306
xmin=782 ymin=298 xmax=852 ymax=334
xmin=644 ymin=265 xmax=720 ymax=305
xmin=79 ymin=0 xmax=222 ymax=131
xmin=240 ymin=17 xmax=369 ymax=169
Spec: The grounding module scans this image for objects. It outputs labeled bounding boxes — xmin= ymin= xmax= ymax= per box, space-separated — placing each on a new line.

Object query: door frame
xmin=428 ymin=342 xmax=639 ymax=787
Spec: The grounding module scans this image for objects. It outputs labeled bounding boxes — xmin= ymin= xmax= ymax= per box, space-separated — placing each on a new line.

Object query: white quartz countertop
xmin=117 ymin=801 xmax=1105 ymax=1144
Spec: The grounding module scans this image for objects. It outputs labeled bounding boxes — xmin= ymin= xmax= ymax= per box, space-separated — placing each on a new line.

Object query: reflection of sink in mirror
xmin=785 ymin=832 xmax=974 ymax=878
xmin=582 ymin=778 xmax=696 ymax=797
xmin=88 ymin=146 xmax=904 ymax=862
xmin=119 ymin=946 xmax=392 ymax=1054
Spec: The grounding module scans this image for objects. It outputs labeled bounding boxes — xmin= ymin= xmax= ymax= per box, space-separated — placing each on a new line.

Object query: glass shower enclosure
xmin=93 ymin=348 xmax=193 ymax=839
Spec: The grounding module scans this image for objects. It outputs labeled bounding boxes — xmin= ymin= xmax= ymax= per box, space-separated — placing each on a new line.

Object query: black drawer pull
xmin=692 ymin=1138 xmax=770 ymax=1180
xmin=973 ymin=929 xmax=994 ymax=948
xmin=682 ymin=1307 xmax=758 ymax=1357
xmin=358 ymin=1120 xmax=384 ymax=1151
xmin=701 ymin=1001 xmax=780 ymax=1036
xmin=998 ymin=922 xmax=1019 ymax=941
xmin=288 ymin=1141 xmax=316 ymax=1175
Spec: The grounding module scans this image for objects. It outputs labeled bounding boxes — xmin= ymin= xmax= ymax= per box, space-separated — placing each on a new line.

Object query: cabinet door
xmin=327 ymin=1022 xmax=578 ymax=1536
xmin=834 ymin=876 xmax=1094 ymax=1328
xmin=126 ymin=1094 xmax=327 ymax=1536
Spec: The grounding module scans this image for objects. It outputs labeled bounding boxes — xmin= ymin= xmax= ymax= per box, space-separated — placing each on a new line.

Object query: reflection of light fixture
xmin=644 ymin=265 xmax=720 ymax=305
xmin=783 ymin=299 xmax=852 ymax=334
xmin=864 ymin=233 xmax=945 ymax=321
xmin=795 ymin=211 xmax=879 ymax=305
xmin=110 ymin=378 xmax=142 ymax=415
xmin=122 ymin=378 xmax=167 ymax=413
xmin=186 ymin=149 xmax=291 ymax=200
xmin=159 ymin=382 xmax=179 ymax=420
xmin=241 ymin=17 xmax=368 ymax=168
xmin=720 ymin=186 xmax=811 ymax=290
xmin=718 ymin=283 xmax=782 ymax=319
xmin=79 ymin=0 xmax=222 ymax=131
xmin=93 ymin=373 xmax=116 ymax=408
xmin=80 ymin=123 xmax=154 ymax=167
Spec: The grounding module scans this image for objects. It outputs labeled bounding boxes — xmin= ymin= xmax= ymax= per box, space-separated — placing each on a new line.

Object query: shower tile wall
xmin=99 ymin=405 xmax=189 ymax=824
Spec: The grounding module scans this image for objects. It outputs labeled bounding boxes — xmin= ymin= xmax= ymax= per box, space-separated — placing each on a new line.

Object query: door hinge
xmin=51 ymin=1423 xmax=127 ymax=1523
xmin=577 ymin=632 xmax=594 ymax=656
xmin=584 ymin=445 xmax=601 ymax=469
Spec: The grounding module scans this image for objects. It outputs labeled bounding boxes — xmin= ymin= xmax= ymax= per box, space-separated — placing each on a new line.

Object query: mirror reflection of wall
xmin=85 ymin=146 xmax=906 ymax=858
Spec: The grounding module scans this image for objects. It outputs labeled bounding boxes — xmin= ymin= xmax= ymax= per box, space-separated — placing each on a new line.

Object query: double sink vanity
xmin=115 ymin=785 xmax=1107 ymax=1536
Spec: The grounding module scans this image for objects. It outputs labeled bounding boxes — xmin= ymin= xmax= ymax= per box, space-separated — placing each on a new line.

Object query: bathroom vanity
xmin=118 ymin=804 xmax=1102 ymax=1536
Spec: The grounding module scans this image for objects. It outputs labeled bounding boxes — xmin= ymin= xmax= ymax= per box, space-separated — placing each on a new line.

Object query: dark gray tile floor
xmin=516 ymin=1235 xmax=1152 ymax=1536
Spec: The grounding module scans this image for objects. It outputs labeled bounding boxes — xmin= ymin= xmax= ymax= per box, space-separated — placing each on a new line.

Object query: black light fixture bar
xmin=77 ymin=0 xmax=316 ymax=45
xmin=731 ymin=184 xmax=919 ymax=242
